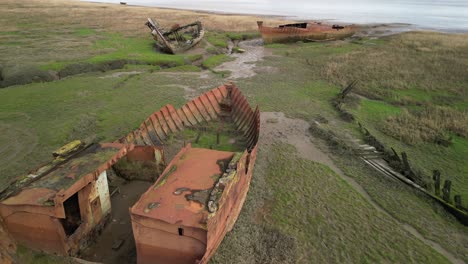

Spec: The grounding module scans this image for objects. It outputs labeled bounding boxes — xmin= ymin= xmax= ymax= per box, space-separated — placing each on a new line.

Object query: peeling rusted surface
xmin=0 ymin=217 xmax=16 ymax=264
xmin=257 ymin=21 xmax=357 ymax=44
xmin=129 ymin=83 xmax=259 ymax=264
xmin=0 ymin=143 xmax=163 ymax=257
xmin=1 ymin=83 xmax=258 ymax=263
xmin=119 ymin=83 xmax=260 ymax=152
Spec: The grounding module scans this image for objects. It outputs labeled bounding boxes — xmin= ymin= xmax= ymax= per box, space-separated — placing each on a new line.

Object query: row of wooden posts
xmin=337 ymin=81 xmax=466 ymax=213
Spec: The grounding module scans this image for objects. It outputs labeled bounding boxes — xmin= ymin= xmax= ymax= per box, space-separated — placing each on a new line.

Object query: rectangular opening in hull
xmin=60 ymin=192 xmax=81 ymax=236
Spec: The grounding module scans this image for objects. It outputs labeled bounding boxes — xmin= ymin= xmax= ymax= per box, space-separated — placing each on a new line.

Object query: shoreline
xmin=82 ymin=0 xmax=468 ymax=33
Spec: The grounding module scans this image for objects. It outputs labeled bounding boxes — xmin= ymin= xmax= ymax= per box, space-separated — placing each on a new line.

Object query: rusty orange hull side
xmin=198 ymin=145 xmax=258 ymax=263
xmin=119 ymin=83 xmax=259 ymax=152
xmin=129 ymin=83 xmax=260 ymax=264
xmin=257 ymin=22 xmax=356 ymax=44
xmin=131 ymin=215 xmax=207 ymax=264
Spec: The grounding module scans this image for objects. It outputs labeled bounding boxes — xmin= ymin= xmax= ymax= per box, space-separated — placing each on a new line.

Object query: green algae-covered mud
xmin=0 ymin=0 xmax=467 ymax=263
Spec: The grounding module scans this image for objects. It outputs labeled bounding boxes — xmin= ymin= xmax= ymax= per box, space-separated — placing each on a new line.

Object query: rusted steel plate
xmin=257 ymin=21 xmax=357 ymax=44
xmin=120 ymin=83 xmax=260 ymax=152
xmin=198 ymin=145 xmax=258 ymax=263
xmin=0 ymin=217 xmax=16 ymax=264
xmin=127 ymin=83 xmax=260 ymax=264
xmin=1 ymin=83 xmax=259 ymax=262
xmin=0 ymin=143 xmax=163 ymax=257
xmin=131 ymin=146 xmax=233 ymax=228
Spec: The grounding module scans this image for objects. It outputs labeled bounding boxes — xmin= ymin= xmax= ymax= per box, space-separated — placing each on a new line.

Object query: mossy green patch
xmin=0 ymin=70 xmax=186 ymax=186
xmin=202 ymin=54 xmax=234 ymax=69
xmin=225 ymin=32 xmax=260 ymax=41
xmin=162 ymin=65 xmax=201 ymax=72
xmin=88 ymin=33 xmax=186 ymax=66
xmin=206 ymin=32 xmax=229 ymax=48
xmin=353 ymin=99 xmax=401 ymax=122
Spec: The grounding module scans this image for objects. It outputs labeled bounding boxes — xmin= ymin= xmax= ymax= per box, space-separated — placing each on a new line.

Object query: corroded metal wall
xmin=0 ymin=144 xmax=162 ymax=257
xmin=0 ymin=217 xmax=16 ymax=264
xmin=119 ymin=83 xmax=260 ymax=151
xmin=198 ymin=145 xmax=258 ymax=263
xmin=127 ymin=83 xmax=260 ymax=264
xmin=257 ymin=21 xmax=356 ymax=44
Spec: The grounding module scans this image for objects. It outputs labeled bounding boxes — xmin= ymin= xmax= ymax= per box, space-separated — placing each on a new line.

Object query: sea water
xmin=88 ymin=0 xmax=468 ymax=32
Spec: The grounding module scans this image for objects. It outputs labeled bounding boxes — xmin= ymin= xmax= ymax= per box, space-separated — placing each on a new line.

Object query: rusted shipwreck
xmin=0 ymin=83 xmax=259 ymax=264
xmin=146 ymin=18 xmax=205 ymax=54
xmin=0 ymin=141 xmax=164 ymax=256
xmin=257 ymin=21 xmax=356 ymax=44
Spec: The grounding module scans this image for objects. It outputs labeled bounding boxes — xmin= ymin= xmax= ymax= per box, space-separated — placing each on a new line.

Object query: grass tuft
xmin=201 ymin=54 xmax=234 ymax=69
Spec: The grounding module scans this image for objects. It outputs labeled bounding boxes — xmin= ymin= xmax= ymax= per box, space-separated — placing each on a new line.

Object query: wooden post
xmin=454 ymin=195 xmax=462 ymax=209
xmin=195 ymin=128 xmax=201 ymax=144
xmin=341 ymin=80 xmax=357 ymax=99
xmin=391 ymin=147 xmax=401 ymax=162
xmin=442 ymin=180 xmax=452 ymax=203
xmin=401 ymin=152 xmax=411 ymax=176
xmin=432 ymin=170 xmax=441 ymax=196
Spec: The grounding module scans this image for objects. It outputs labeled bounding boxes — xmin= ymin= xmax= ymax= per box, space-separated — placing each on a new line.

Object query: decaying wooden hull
xmin=257 ymin=21 xmax=356 ymax=44
xmin=0 ymin=83 xmax=258 ymax=264
xmin=146 ymin=18 xmax=205 ymax=54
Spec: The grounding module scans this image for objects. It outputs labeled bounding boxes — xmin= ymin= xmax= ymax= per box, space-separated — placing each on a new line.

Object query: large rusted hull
xmin=119 ymin=83 xmax=259 ymax=152
xmin=257 ymin=21 xmax=356 ymax=44
xmin=1 ymin=83 xmax=258 ymax=263
xmin=126 ymin=83 xmax=260 ymax=264
xmin=0 ymin=144 xmax=163 ymax=257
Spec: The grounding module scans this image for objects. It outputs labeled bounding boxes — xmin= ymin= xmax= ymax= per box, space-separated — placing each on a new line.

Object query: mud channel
xmin=215 ymin=39 xmax=274 ymax=79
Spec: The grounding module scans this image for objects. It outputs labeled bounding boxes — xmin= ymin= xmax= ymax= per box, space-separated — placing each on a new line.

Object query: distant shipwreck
xmin=145 ymin=18 xmax=205 ymax=54
xmin=0 ymin=83 xmax=259 ymax=264
xmin=257 ymin=21 xmax=356 ymax=44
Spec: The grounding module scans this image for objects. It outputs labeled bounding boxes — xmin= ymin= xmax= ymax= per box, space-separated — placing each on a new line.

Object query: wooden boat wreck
xmin=0 ymin=83 xmax=259 ymax=264
xmin=257 ymin=21 xmax=356 ymax=44
xmin=146 ymin=18 xmax=205 ymax=54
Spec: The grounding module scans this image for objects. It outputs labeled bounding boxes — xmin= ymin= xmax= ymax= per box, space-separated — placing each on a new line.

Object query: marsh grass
xmin=213 ymin=143 xmax=451 ymax=263
xmin=206 ymin=32 xmax=229 ymax=48
xmin=202 ymin=54 xmax=234 ymax=69
xmin=0 ymin=0 xmax=286 ymax=68
xmin=265 ymin=33 xmax=467 ymax=203
xmin=321 ymin=33 xmax=468 ymax=110
xmin=383 ymin=106 xmax=468 ymax=145
xmin=0 ymin=71 xmax=187 ymax=187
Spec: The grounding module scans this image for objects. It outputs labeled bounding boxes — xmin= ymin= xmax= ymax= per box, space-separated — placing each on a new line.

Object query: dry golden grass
xmin=0 ymin=0 xmax=288 ymax=36
xmin=322 ymin=32 xmax=468 ymax=96
xmin=0 ymin=0 xmax=290 ymax=72
xmin=384 ymin=106 xmax=468 ymax=145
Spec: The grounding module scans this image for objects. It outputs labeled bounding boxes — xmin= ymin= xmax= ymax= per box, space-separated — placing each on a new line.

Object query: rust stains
xmin=128 ymin=83 xmax=260 ymax=264
xmin=257 ymin=21 xmax=357 ymax=44
xmin=119 ymin=83 xmax=260 ymax=152
xmin=0 ymin=82 xmax=258 ymax=264
xmin=0 ymin=143 xmax=164 ymax=257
